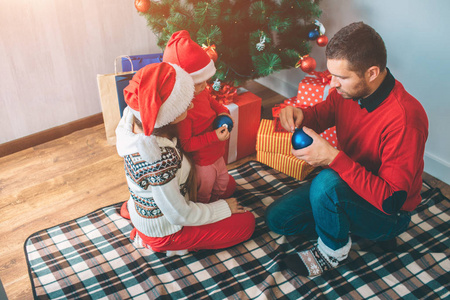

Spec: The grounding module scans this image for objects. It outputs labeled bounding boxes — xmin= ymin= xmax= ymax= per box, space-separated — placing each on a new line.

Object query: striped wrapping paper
xmin=256 ymin=119 xmax=315 ymax=181
xmin=256 ymin=150 xmax=315 ymax=181
xmin=256 ymin=119 xmax=293 ymax=156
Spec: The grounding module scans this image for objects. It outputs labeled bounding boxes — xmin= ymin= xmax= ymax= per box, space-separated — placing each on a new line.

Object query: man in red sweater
xmin=265 ymin=22 xmax=428 ymax=277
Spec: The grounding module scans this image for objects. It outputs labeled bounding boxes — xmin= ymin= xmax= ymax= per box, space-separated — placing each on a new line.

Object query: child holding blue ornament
xmin=163 ymin=30 xmax=237 ymax=204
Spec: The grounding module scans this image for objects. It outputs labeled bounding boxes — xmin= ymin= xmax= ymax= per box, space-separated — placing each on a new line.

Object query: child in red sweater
xmin=163 ymin=30 xmax=236 ymax=203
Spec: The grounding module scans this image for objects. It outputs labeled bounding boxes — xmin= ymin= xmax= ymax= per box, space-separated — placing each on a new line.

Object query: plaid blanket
xmin=25 ymin=161 xmax=450 ymax=299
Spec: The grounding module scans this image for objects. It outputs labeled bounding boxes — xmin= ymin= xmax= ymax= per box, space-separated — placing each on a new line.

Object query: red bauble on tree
xmin=202 ymin=44 xmax=218 ymax=62
xmin=296 ymin=55 xmax=316 ymax=73
xmin=316 ymin=35 xmax=328 ymax=47
xmin=135 ymin=0 xmax=151 ymax=13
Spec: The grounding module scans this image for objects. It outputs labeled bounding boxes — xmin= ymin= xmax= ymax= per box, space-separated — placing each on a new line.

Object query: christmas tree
xmin=135 ymin=0 xmax=322 ymax=87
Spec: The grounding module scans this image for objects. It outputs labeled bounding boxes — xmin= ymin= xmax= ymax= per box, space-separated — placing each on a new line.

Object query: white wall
xmin=257 ymin=0 xmax=450 ymax=184
xmin=0 ymin=0 xmax=159 ymax=144
xmin=1 ymin=0 xmax=449 ymax=184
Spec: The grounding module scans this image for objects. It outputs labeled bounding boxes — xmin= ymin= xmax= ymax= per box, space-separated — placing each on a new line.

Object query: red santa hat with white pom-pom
xmin=163 ymin=30 xmax=216 ymax=83
xmin=121 ymin=62 xmax=194 ymax=162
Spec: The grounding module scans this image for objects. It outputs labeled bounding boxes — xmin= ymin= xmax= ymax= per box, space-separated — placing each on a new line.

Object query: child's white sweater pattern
xmin=116 ymin=107 xmax=231 ymax=238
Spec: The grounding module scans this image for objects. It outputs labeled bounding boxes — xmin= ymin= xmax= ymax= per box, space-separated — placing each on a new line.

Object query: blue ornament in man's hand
xmin=291 ymin=127 xmax=313 ymax=149
xmin=213 ymin=115 xmax=233 ymax=132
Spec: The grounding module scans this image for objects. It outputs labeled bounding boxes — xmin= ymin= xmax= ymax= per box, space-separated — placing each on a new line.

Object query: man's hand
xmin=279 ymin=106 xmax=304 ymax=132
xmin=215 ymin=126 xmax=230 ymax=141
xmin=292 ymin=127 xmax=340 ymax=167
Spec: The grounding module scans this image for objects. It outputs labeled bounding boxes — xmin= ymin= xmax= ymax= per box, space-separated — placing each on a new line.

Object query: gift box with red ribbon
xmin=297 ymin=70 xmax=334 ymax=107
xmin=298 ymin=71 xmax=337 ymax=148
xmin=222 ymin=91 xmax=262 ymax=164
xmin=272 ymin=98 xmax=304 ymax=133
xmin=256 ymin=119 xmax=315 ymax=181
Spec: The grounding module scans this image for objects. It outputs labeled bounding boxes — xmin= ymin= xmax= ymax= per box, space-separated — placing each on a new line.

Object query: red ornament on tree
xmin=296 ymin=55 xmax=316 ymax=73
xmin=202 ymin=44 xmax=218 ymax=62
xmin=135 ymin=0 xmax=151 ymax=13
xmin=316 ymin=35 xmax=328 ymax=47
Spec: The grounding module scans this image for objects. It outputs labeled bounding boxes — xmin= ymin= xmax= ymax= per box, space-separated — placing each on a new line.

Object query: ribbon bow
xmin=272 ymin=98 xmax=310 ymax=118
xmin=310 ymin=70 xmax=332 ymax=84
xmin=207 ymin=83 xmax=238 ymax=105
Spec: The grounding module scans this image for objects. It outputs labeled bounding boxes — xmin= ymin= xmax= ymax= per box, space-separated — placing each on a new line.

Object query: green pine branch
xmin=139 ymin=0 xmax=323 ymax=86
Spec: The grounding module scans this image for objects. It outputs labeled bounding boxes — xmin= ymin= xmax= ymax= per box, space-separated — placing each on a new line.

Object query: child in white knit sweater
xmin=116 ymin=62 xmax=254 ymax=255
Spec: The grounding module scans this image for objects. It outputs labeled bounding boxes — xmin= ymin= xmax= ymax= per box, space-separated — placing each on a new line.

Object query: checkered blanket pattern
xmin=25 ymin=161 xmax=450 ymax=299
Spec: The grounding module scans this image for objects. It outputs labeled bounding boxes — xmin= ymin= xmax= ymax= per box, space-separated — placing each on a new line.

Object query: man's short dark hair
xmin=326 ymin=22 xmax=387 ymax=76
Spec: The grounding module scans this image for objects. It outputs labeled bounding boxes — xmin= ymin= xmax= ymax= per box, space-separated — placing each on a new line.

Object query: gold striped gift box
xmin=256 ymin=119 xmax=293 ymax=156
xmin=256 ymin=119 xmax=315 ymax=181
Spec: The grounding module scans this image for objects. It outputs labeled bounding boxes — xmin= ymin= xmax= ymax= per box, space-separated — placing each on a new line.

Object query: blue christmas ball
xmin=213 ymin=115 xmax=233 ymax=132
xmin=308 ymin=29 xmax=320 ymax=40
xmin=291 ymin=128 xmax=313 ymax=150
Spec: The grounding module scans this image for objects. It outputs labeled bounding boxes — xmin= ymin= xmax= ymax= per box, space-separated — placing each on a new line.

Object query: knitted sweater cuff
xmin=212 ymin=199 xmax=232 ymax=221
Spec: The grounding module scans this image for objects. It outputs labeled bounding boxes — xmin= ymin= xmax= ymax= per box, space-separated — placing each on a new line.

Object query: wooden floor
xmin=0 ymin=81 xmax=448 ymax=300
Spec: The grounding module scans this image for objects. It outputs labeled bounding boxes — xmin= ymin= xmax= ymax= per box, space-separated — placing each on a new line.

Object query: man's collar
xmin=354 ymin=68 xmax=395 ymax=112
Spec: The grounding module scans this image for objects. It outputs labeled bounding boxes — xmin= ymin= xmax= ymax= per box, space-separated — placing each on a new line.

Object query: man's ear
xmin=366 ymin=66 xmax=380 ymax=83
